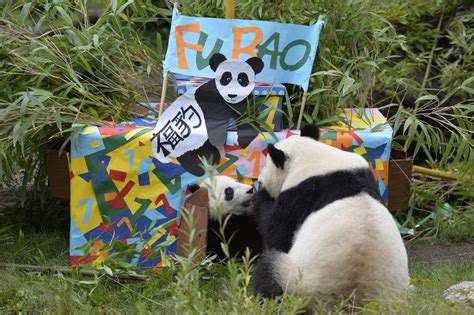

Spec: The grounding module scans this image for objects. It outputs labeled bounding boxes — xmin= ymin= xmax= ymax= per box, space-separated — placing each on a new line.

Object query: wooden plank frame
xmin=176 ymin=187 xmax=209 ymax=262
xmin=47 ymin=150 xmax=70 ymax=200
xmin=388 ymin=159 xmax=413 ymax=212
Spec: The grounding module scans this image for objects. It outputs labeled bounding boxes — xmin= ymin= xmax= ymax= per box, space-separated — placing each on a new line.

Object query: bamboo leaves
xmin=0 ymin=0 xmax=166 ymax=196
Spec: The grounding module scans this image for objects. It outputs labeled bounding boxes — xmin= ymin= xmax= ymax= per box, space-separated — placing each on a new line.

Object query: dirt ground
xmin=407 ymin=240 xmax=474 ymax=264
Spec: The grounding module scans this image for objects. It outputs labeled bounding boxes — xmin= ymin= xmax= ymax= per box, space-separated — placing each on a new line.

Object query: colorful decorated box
xmin=68 ymin=119 xmax=295 ymax=269
xmin=69 ymin=108 xmax=391 ymax=269
xmin=173 ymin=74 xmax=284 ymax=131
xmin=319 ymin=108 xmax=392 ymax=202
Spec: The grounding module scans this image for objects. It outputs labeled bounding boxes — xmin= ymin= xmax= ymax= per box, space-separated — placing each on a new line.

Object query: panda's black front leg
xmin=253 ymin=188 xmax=276 ymax=242
xmin=253 ymin=188 xmax=275 ymax=214
xmin=253 ymin=189 xmax=296 ymax=252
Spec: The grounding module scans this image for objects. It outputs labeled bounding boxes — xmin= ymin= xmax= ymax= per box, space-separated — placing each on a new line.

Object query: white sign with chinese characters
xmin=151 ymin=92 xmax=207 ymax=163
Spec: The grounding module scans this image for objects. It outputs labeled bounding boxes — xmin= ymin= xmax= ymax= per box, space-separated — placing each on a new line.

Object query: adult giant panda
xmin=151 ymin=53 xmax=263 ymax=176
xmin=251 ymin=125 xmax=409 ymax=305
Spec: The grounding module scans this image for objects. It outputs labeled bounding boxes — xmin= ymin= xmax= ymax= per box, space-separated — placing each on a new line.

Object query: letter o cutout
xmin=280 ymin=39 xmax=311 ymax=71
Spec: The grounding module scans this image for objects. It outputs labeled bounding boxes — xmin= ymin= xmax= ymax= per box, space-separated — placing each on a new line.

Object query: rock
xmin=444 ymin=281 xmax=474 ymax=306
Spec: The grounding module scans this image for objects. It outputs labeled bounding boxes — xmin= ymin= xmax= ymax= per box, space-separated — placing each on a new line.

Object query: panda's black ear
xmin=245 ymin=56 xmax=264 ymax=75
xmin=301 ymin=124 xmax=320 ymax=141
xmin=188 ymin=183 xmax=201 ymax=194
xmin=210 ymin=53 xmax=227 ymax=72
xmin=267 ymin=143 xmax=287 ymax=170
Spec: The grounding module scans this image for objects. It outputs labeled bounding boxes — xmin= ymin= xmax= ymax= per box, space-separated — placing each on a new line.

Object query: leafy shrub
xmin=0 ymin=0 xmax=166 ymax=200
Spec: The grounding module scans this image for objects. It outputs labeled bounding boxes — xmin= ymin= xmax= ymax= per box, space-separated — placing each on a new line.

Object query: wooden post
xmin=47 ymin=150 xmax=70 ymax=200
xmin=158 ymin=0 xmax=179 ymax=118
xmin=297 ymin=92 xmax=308 ymax=130
xmin=176 ymin=188 xmax=209 ymax=262
xmin=158 ymin=74 xmax=168 ymax=117
xmin=225 ymin=0 xmax=235 ymax=19
xmin=388 ymin=159 xmax=413 ymax=212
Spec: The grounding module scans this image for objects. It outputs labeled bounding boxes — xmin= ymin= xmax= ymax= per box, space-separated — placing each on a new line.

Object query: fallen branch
xmin=0 ymin=263 xmax=149 ymax=281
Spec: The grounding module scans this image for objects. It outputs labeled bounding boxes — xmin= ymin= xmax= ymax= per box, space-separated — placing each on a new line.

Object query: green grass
xmin=0 ymin=230 xmax=473 ymax=314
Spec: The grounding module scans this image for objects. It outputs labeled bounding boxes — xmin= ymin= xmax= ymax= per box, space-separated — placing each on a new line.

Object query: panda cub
xmin=195 ymin=175 xmax=254 ymax=220
xmin=252 ymin=125 xmax=409 ymax=304
xmin=189 ymin=176 xmax=262 ymax=258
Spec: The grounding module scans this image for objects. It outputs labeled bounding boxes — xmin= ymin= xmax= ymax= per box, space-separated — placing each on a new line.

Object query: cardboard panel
xmin=176 ymin=188 xmax=209 ymax=262
xmin=47 ymin=150 xmax=70 ymax=200
xmin=388 ymin=159 xmax=413 ymax=212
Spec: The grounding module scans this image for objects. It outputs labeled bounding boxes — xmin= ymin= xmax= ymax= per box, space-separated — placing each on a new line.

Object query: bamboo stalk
xmin=158 ymin=73 xmax=168 ymax=117
xmin=158 ymin=1 xmax=179 ymax=118
xmin=297 ymin=93 xmax=308 ymax=130
xmin=0 ymin=263 xmax=149 ymax=281
xmin=412 ymin=165 xmax=467 ymax=181
xmin=419 ymin=7 xmax=444 ymax=96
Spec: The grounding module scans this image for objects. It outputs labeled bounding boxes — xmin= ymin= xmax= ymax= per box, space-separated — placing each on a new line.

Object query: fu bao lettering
xmin=175 ymin=24 xmax=311 ymax=71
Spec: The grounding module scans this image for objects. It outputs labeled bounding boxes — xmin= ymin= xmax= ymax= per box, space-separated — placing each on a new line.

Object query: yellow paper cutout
xmin=90 ymin=140 xmax=100 ymax=148
xmin=375 ymin=159 xmax=384 ymax=170
xmin=354 ymin=147 xmax=367 ymax=155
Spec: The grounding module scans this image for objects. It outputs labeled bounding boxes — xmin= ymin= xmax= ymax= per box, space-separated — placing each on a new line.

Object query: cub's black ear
xmin=267 ymin=143 xmax=287 ymax=170
xmin=188 ymin=183 xmax=201 ymax=194
xmin=245 ymin=56 xmax=264 ymax=75
xmin=301 ymin=124 xmax=320 ymax=140
xmin=210 ymin=53 xmax=227 ymax=72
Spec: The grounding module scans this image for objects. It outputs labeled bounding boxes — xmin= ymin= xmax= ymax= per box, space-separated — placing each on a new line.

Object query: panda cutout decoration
xmin=151 ymin=53 xmax=264 ymax=176
xmin=251 ymin=125 xmax=409 ymax=304
xmin=188 ymin=176 xmax=263 ymax=258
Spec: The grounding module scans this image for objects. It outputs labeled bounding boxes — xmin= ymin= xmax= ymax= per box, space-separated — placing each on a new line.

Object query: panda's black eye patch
xmin=237 ymin=73 xmax=249 ymax=87
xmin=220 ymin=72 xmax=232 ymax=86
xmin=224 ymin=187 xmax=234 ymax=201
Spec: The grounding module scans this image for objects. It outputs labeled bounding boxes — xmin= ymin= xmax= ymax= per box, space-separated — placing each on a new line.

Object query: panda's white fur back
xmin=252 ymin=128 xmax=409 ymax=304
xmin=259 ymin=136 xmax=368 ymax=199
xmin=276 ymin=193 xmax=408 ymax=301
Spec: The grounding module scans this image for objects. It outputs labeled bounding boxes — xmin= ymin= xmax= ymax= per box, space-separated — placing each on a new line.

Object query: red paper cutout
xmin=110 ymin=180 xmax=135 ymax=209
xmin=109 ymin=169 xmax=127 ymax=182
xmin=154 ymin=194 xmax=173 ymax=215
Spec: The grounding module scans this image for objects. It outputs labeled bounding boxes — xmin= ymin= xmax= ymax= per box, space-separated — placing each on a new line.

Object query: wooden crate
xmin=47 ymin=150 xmax=70 ymax=200
xmin=176 ymin=188 xmax=210 ymax=262
xmin=388 ymin=159 xmax=413 ymax=212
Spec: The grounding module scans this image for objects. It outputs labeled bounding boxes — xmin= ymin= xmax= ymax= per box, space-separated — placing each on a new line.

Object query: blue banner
xmin=164 ymin=10 xmax=324 ymax=91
